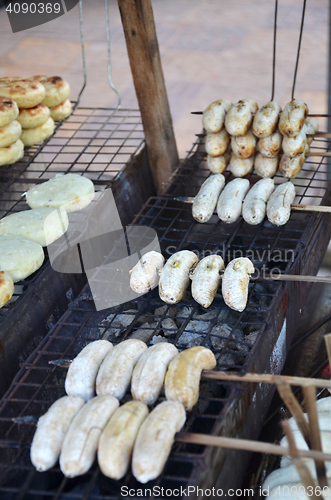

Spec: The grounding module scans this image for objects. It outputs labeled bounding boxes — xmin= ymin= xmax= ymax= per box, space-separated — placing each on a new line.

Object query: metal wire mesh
xmin=0 ymin=107 xmax=144 ymax=320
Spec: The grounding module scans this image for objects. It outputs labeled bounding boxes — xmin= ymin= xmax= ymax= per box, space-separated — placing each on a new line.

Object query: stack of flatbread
xmin=30 ymin=75 xmax=72 ymax=123
xmin=0 ymin=76 xmax=72 ymax=152
xmin=0 ymin=94 xmax=23 ymax=166
xmin=0 ymin=173 xmax=95 ymax=309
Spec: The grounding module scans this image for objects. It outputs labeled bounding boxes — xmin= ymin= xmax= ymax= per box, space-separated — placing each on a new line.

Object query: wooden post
xmin=118 ymin=0 xmax=179 ymax=192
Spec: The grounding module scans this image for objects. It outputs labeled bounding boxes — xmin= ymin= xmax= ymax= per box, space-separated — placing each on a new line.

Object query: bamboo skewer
xmin=201 ymin=371 xmax=331 ymax=389
xmin=303 ymin=385 xmax=328 ymax=489
xmin=324 ymin=334 xmax=331 ymax=368
xmin=175 ymin=432 xmax=331 ymax=462
xmin=191 ymin=111 xmax=331 ymax=118
xmin=282 ymin=420 xmax=321 ymax=500
xmin=175 ymin=196 xmax=331 ymax=214
xmin=276 ymin=380 xmax=311 ymax=446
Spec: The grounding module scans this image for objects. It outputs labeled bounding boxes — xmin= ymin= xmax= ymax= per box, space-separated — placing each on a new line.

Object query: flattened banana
xmin=59 ymin=395 xmax=119 ymax=477
xmin=132 ymin=400 xmax=186 ymax=483
xmin=65 ymin=340 xmax=113 ymax=401
xmin=131 ymin=343 xmax=178 ymax=405
xmin=30 ymin=395 xmax=85 ymax=472
xmin=98 ymin=400 xmax=149 ymax=480
xmin=96 ymin=339 xmax=147 ymax=399
xmin=165 ymin=346 xmax=216 ymax=410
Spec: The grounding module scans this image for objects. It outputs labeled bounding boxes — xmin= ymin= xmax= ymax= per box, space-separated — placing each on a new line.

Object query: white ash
xmin=154 ymin=305 xmax=177 ymax=317
xmin=150 ymin=335 xmax=168 ymax=345
xmin=129 ymin=322 xmax=159 ymax=343
xmin=184 ymin=319 xmax=211 ymax=335
xmin=209 ymin=324 xmax=245 ymax=351
xmin=101 ymin=327 xmax=121 ymax=340
xmin=161 ymin=318 xmax=178 ymax=336
xmin=245 ymin=331 xmax=258 ymax=346
xmin=216 ymin=351 xmax=237 ymax=366
xmin=177 ymin=331 xmax=204 ymax=348
xmin=98 ymin=309 xmax=138 ymax=337
xmin=193 ymin=309 xmax=220 ymax=321
xmin=175 ymin=307 xmax=194 ymax=324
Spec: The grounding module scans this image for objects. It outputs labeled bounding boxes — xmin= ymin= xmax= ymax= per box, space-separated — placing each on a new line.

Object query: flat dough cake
xmin=31 ymin=76 xmax=70 ymax=108
xmin=0 ymin=79 xmax=45 ymax=108
xmin=50 ymin=98 xmax=72 ymax=121
xmin=0 ymin=139 xmax=24 ymax=166
xmin=17 ymin=104 xmax=50 ymax=129
xmin=0 ymin=207 xmax=69 ymax=247
xmin=0 ymin=235 xmax=44 ymax=282
xmin=0 ymin=120 xmax=21 ymax=147
xmin=0 ymin=271 xmax=14 ymax=309
xmin=0 ymin=97 xmax=19 ymax=127
xmin=20 ymin=117 xmax=54 ymax=147
xmin=26 ymin=173 xmax=95 ymax=213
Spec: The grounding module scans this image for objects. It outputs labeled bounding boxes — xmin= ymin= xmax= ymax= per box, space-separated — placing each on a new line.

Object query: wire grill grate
xmin=0 ymin=132 xmax=330 ymax=498
xmin=0 ymin=107 xmax=144 ymax=320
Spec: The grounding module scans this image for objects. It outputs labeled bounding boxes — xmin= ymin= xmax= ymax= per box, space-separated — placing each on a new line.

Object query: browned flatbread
xmin=17 ymin=103 xmax=50 ymax=129
xmin=31 ymin=76 xmax=70 ymax=107
xmin=0 ymin=96 xmax=19 ymax=127
xmin=0 ymin=120 xmax=21 ymax=147
xmin=50 ymin=98 xmax=72 ymax=121
xmin=0 ymin=79 xmax=45 ymax=108
xmin=0 ymin=139 xmax=24 ymax=166
xmin=20 ymin=117 xmax=54 ymax=147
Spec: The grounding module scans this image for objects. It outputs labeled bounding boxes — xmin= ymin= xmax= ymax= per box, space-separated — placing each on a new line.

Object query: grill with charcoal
xmin=0 ymin=130 xmax=330 ymax=497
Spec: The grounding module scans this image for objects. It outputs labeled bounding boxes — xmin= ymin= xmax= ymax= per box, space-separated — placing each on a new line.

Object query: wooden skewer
xmin=282 ymin=420 xmax=321 ymax=500
xmin=201 ymin=371 xmax=331 ymax=389
xmin=175 ymin=196 xmax=331 ymax=214
xmin=324 ymin=334 xmax=331 ymax=367
xmin=303 ymin=385 xmax=328 ymax=488
xmin=191 ymin=111 xmax=331 ymax=118
xmin=175 ymin=431 xmax=331 ymax=462
xmin=276 ymin=380 xmax=311 ymax=446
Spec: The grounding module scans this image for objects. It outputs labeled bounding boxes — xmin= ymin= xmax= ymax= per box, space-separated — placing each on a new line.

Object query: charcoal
xmin=161 ymin=317 xmax=178 ymax=336
xmin=154 ymin=305 xmax=177 ymax=317
xmin=150 ymin=335 xmax=168 ymax=345
xmin=129 ymin=321 xmax=159 ymax=343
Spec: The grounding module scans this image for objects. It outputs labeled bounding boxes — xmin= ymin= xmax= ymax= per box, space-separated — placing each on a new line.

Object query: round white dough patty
xmin=26 ymin=173 xmax=95 ymax=213
xmin=0 ymin=97 xmax=19 ymax=127
xmin=0 ymin=139 xmax=24 ymax=166
xmin=0 ymin=235 xmax=44 ymax=282
xmin=20 ymin=117 xmax=54 ymax=147
xmin=0 ymin=79 xmax=45 ymax=108
xmin=50 ymin=99 xmax=72 ymax=121
xmin=0 ymin=207 xmax=69 ymax=247
xmin=31 ymin=76 xmax=70 ymax=108
xmin=17 ymin=103 xmax=50 ymax=129
xmin=0 ymin=271 xmax=14 ymax=309
xmin=0 ymin=120 xmax=21 ymax=147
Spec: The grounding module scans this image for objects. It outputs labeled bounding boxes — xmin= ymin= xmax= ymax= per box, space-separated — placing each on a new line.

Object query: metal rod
xmin=75 ymin=0 xmax=87 ymax=108
xmin=291 ymin=0 xmax=307 ymax=99
xmin=105 ymin=0 xmax=122 ymax=109
xmin=271 ymin=0 xmax=278 ymax=101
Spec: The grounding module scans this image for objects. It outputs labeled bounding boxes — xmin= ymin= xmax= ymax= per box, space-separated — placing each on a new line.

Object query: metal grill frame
xmin=0 ymin=107 xmax=158 ymax=397
xmin=0 ymin=130 xmax=330 ymax=498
